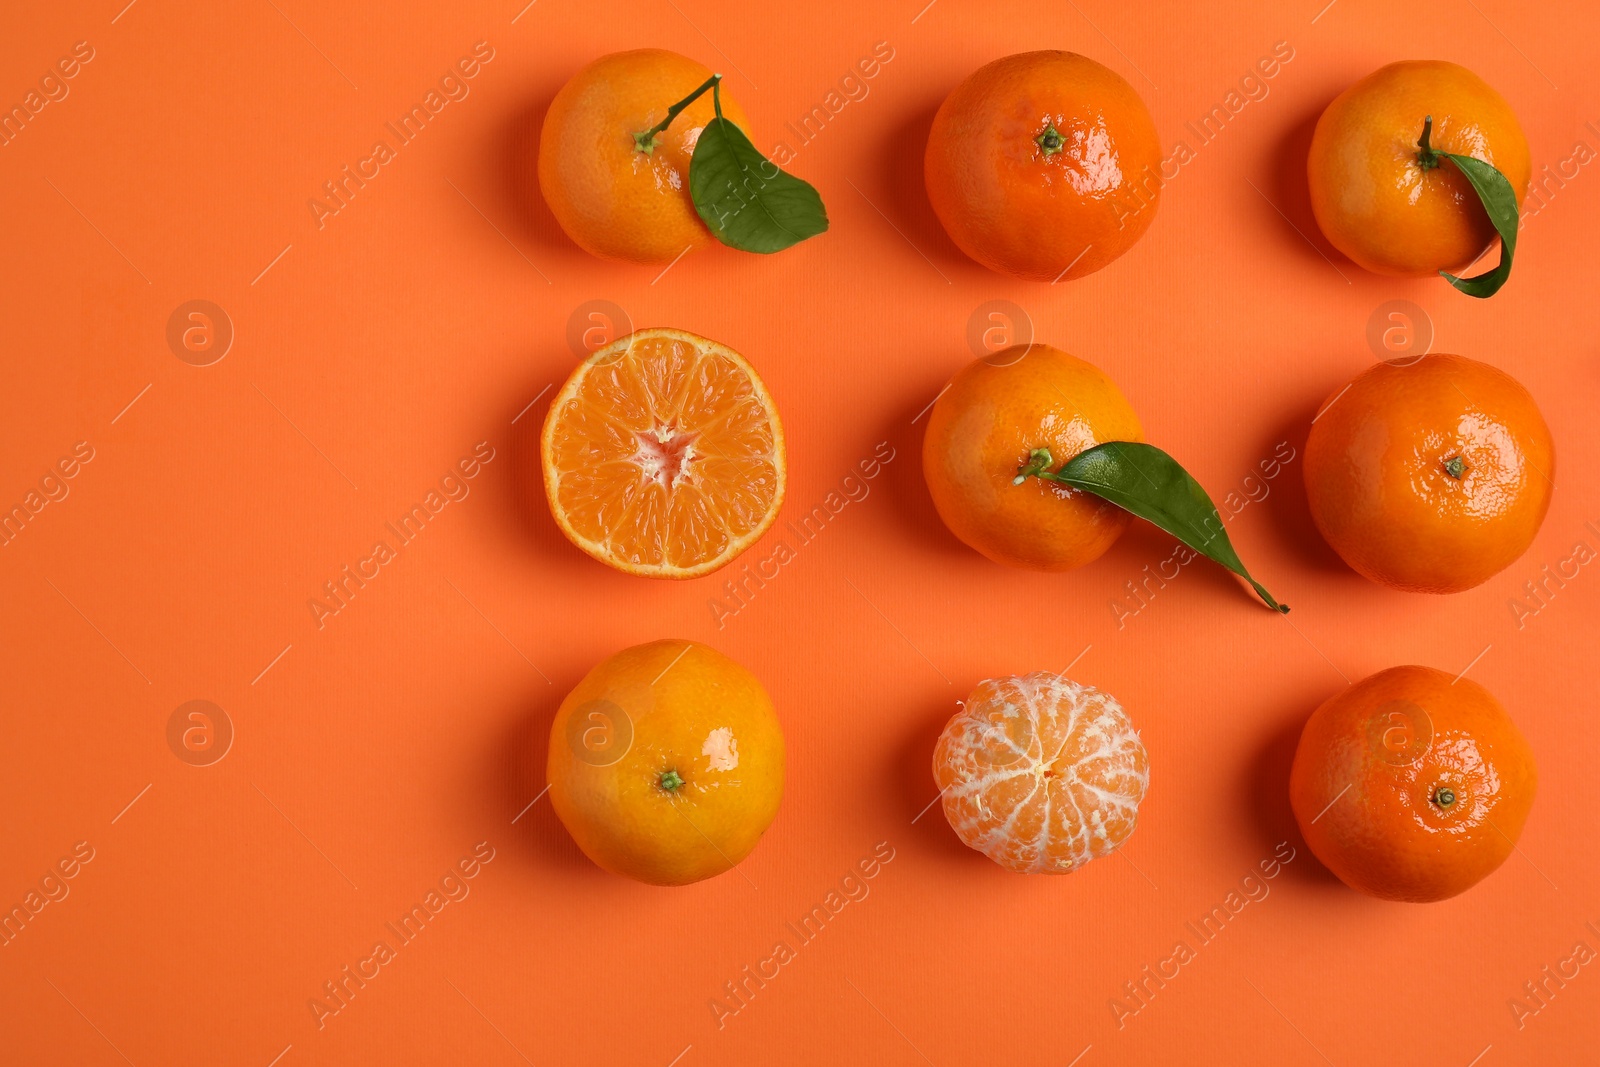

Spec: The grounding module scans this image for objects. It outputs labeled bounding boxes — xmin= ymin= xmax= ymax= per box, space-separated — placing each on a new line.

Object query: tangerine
xmin=922 ymin=345 xmax=1142 ymax=570
xmin=1289 ymin=665 xmax=1536 ymax=902
xmin=539 ymin=50 xmax=752 ymax=263
xmin=1307 ymin=60 xmax=1530 ymax=276
xmin=542 ymin=328 xmax=786 ymax=579
xmin=933 ymin=672 xmax=1149 ymax=873
xmin=548 ymin=639 xmax=784 ymax=886
xmin=924 ymin=51 xmax=1162 ymax=281
xmin=1304 ymin=354 xmax=1553 ymax=593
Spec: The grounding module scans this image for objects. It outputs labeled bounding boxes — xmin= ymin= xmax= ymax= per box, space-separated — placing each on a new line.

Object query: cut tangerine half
xmin=542 ymin=328 xmax=786 ymax=579
xmin=933 ymin=672 xmax=1149 ymax=873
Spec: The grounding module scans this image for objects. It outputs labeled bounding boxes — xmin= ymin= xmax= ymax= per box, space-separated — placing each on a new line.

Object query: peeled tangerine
xmin=933 ymin=673 xmax=1148 ymax=873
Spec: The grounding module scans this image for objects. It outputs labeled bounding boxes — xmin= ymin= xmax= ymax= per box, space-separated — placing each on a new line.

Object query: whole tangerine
xmin=1304 ymin=353 xmax=1554 ymax=593
xmin=924 ymin=51 xmax=1163 ymax=281
xmin=1307 ymin=60 xmax=1530 ymax=277
xmin=923 ymin=344 xmax=1142 ymax=570
xmin=1290 ymin=665 xmax=1536 ymax=902
xmin=539 ymin=50 xmax=752 ymax=264
xmin=547 ymin=639 xmax=783 ymax=886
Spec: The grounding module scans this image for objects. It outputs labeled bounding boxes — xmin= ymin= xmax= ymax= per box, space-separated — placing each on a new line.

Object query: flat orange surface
xmin=3 ymin=1 xmax=1598 ymax=1064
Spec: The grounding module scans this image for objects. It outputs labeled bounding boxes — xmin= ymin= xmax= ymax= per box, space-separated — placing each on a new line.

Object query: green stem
xmin=634 ymin=74 xmax=722 ymax=155
xmin=1013 ymin=447 xmax=1056 ymax=484
xmin=1035 ymin=125 xmax=1065 ymax=157
xmin=1416 ymin=115 xmax=1441 ymax=171
xmin=659 ymin=769 xmax=685 ymax=792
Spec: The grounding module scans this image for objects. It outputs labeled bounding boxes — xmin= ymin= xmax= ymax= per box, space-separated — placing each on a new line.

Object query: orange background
xmin=3 ymin=1 xmax=1597 ymax=1064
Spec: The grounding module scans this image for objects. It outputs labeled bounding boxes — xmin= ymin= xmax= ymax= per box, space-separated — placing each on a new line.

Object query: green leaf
xmin=689 ymin=86 xmax=828 ymax=254
xmin=1045 ymin=441 xmax=1289 ymax=613
xmin=1438 ymin=151 xmax=1519 ymax=298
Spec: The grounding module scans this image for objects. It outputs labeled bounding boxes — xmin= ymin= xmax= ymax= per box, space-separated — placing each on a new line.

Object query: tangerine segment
xmin=542 ymin=328 xmax=785 ymax=579
xmin=933 ymin=673 xmax=1148 ymax=874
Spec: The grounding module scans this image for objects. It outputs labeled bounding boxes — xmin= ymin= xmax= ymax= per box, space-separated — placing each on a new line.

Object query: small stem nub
xmin=634 ymin=73 xmax=723 ymax=155
xmin=1417 ymin=115 xmax=1441 ymax=171
xmin=1433 ymin=786 xmax=1456 ymax=808
xmin=659 ymin=769 xmax=685 ymax=792
xmin=1442 ymin=455 xmax=1466 ymax=479
xmin=1014 ymin=447 xmax=1061 ymax=484
xmin=1035 ymin=124 xmax=1065 ymax=157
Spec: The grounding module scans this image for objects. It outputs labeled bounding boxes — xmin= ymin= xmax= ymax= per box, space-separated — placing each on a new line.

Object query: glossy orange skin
xmin=547 ymin=640 xmax=784 ymax=886
xmin=923 ymin=345 xmax=1142 ymax=570
xmin=1290 ymin=666 xmax=1536 ymax=902
xmin=539 ymin=50 xmax=752 ymax=264
xmin=925 ymin=51 xmax=1162 ymax=282
xmin=1308 ymin=60 xmax=1530 ymax=276
xmin=1304 ymin=354 xmax=1553 ymax=593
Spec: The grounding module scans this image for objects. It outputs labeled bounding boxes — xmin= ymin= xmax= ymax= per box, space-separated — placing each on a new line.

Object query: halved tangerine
xmin=541 ymin=328 xmax=786 ymax=579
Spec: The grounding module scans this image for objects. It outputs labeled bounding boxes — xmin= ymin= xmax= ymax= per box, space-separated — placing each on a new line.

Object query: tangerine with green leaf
xmin=924 ymin=345 xmax=1288 ymax=610
xmin=923 ymin=344 xmax=1143 ymax=570
xmin=1307 ymin=61 xmax=1530 ymax=295
xmin=539 ymin=49 xmax=753 ymax=263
